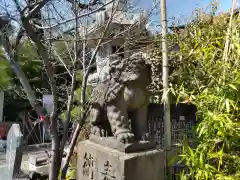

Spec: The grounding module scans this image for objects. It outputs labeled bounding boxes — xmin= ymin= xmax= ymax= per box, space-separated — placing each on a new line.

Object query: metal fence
xmin=147 ymin=103 xmax=197 ymax=149
xmin=147 ymin=103 xmax=197 ymax=179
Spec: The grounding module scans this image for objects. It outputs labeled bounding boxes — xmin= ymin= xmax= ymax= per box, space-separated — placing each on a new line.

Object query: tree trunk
xmin=21 ymin=14 xmax=61 ymax=179
xmin=49 ymin=113 xmax=60 ymax=180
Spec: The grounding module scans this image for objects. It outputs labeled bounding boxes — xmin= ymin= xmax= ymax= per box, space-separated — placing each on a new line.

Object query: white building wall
xmin=106 ymin=0 xmax=127 ymax=12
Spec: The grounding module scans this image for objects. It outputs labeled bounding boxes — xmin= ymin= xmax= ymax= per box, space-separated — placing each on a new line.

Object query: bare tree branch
xmin=54 ymin=29 xmax=74 ymax=62
xmin=66 ymin=0 xmax=101 ymax=10
xmin=14 ymin=28 xmax=25 ymax=49
xmin=52 ymin=48 xmax=73 ymax=77
xmin=12 ymin=0 xmax=22 ymax=13
xmin=12 ymin=0 xmax=61 ymax=178
xmin=60 ymin=0 xmax=80 ymax=158
xmin=33 ymin=0 xmax=113 ymax=30
xmin=61 ymin=3 xmax=117 ymax=178
xmin=27 ymin=0 xmax=51 ymax=18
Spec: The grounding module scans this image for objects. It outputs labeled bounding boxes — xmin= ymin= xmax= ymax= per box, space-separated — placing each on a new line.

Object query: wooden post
xmin=160 ymin=0 xmax=172 ymax=178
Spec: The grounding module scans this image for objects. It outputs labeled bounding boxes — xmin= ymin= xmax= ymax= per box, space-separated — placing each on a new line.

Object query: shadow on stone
xmin=90 ymin=135 xmax=156 ymax=153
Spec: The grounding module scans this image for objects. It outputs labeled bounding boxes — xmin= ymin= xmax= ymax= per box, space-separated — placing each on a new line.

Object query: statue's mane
xmin=108 ymin=53 xmax=150 ymax=82
xmin=90 ymin=53 xmax=151 ymax=106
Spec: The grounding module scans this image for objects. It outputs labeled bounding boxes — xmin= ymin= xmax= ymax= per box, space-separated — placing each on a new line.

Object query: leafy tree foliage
xmin=0 ymin=39 xmax=43 ymax=121
xmin=0 ymin=60 xmax=12 ymax=90
xmin=0 ymin=38 xmax=77 ymax=121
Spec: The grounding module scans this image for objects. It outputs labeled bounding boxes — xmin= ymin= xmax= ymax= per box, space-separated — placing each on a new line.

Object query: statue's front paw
xmin=116 ymin=132 xmax=134 ymax=144
xmin=91 ymin=126 xmax=107 ymax=137
xmin=141 ymin=133 xmax=150 ymax=141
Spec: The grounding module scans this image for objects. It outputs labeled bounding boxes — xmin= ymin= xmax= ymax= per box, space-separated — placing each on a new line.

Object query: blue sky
xmin=141 ymin=0 xmax=232 ymax=18
xmin=0 ymin=0 xmax=233 ymax=32
xmin=167 ymin=0 xmax=232 ymax=18
xmin=138 ymin=0 xmax=233 ymax=31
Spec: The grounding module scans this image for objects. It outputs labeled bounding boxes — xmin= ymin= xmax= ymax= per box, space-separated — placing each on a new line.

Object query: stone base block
xmin=77 ymin=140 xmax=164 ymax=180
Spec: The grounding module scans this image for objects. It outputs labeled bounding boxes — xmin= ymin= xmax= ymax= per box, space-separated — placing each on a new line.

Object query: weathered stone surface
xmin=77 ymin=139 xmax=164 ymax=180
xmin=0 ymin=124 xmax=24 ymax=180
xmin=89 ymin=135 xmax=156 ymax=153
xmin=28 ymin=149 xmax=67 ymax=166
xmin=6 ymin=124 xmax=24 ymax=175
xmin=88 ymin=53 xmax=151 ymax=144
xmin=28 ymin=151 xmax=50 ymax=166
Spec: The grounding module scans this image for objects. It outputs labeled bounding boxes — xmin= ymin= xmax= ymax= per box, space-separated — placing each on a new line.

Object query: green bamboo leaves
xmin=160 ymin=4 xmax=240 ymax=180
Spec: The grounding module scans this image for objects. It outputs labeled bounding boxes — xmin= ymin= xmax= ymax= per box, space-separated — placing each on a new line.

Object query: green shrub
xmin=169 ymin=5 xmax=240 ymax=180
xmin=151 ymin=2 xmax=240 ymax=179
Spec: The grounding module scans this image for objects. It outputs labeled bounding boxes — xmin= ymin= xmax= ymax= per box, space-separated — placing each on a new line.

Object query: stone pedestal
xmin=77 ymin=137 xmax=164 ymax=180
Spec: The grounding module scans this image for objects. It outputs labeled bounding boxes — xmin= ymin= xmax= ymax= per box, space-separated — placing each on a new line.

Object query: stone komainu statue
xmin=88 ymin=53 xmax=152 ymax=143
